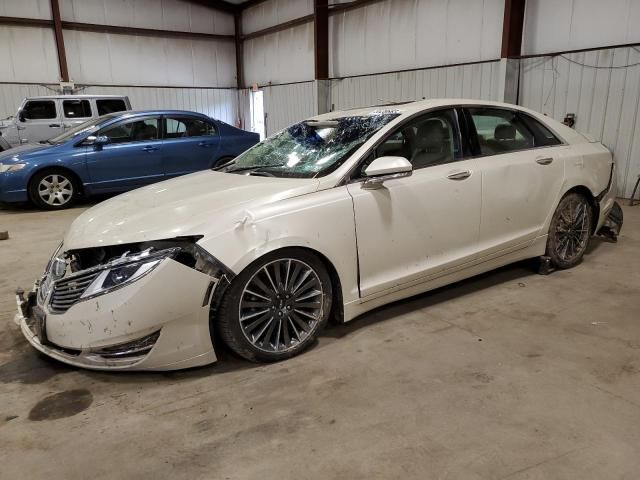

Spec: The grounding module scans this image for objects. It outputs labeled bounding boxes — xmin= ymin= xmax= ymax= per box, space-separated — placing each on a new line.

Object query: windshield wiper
xmin=224 ymin=163 xmax=286 ymax=175
xmin=212 ymin=159 xmax=236 ymax=171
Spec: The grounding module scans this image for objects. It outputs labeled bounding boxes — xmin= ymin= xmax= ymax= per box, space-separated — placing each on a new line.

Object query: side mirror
xmin=85 ymin=135 xmax=109 ymax=148
xmin=362 ymin=156 xmax=412 ymax=189
xmin=18 ymin=110 xmax=26 ymax=122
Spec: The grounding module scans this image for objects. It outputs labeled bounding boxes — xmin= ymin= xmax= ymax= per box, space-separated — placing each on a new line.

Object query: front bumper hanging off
xmin=15 ymin=258 xmax=219 ymax=371
xmin=597 ymin=201 xmax=624 ymax=242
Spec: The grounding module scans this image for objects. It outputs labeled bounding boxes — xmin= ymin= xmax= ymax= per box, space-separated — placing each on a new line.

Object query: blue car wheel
xmin=28 ymin=169 xmax=79 ymax=210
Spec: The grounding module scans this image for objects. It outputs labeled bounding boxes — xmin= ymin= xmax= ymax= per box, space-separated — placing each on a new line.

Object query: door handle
xmin=142 ymin=146 xmax=158 ymax=152
xmin=536 ymin=156 xmax=553 ymax=165
xmin=198 ymin=142 xmax=212 ymax=147
xmin=447 ymin=170 xmax=472 ymax=180
xmin=49 ymin=124 xmax=61 ymax=128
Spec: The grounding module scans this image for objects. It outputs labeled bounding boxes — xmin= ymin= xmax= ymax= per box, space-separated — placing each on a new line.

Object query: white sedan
xmin=16 ymin=99 xmax=622 ymax=370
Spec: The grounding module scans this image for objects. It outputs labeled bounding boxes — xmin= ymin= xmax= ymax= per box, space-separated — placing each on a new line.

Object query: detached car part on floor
xmin=15 ymin=99 xmax=623 ymax=370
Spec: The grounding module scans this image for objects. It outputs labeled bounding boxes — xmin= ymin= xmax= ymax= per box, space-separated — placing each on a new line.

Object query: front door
xmin=161 ymin=115 xmax=221 ymax=178
xmin=464 ymin=107 xmax=566 ymax=257
xmin=85 ymin=116 xmax=164 ymax=192
xmin=18 ymin=99 xmax=62 ymax=144
xmin=347 ymin=108 xmax=482 ymax=298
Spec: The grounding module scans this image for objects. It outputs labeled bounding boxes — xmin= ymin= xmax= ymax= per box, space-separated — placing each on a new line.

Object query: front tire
xmin=218 ymin=249 xmax=333 ymax=362
xmin=546 ymin=192 xmax=593 ymax=269
xmin=28 ymin=169 xmax=79 ymax=210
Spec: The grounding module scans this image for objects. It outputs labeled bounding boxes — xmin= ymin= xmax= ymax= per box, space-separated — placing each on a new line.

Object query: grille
xmin=38 ymin=274 xmax=53 ymax=305
xmin=50 ymin=271 xmax=101 ymax=313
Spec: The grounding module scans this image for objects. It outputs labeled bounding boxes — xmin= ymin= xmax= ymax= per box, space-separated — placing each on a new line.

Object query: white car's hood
xmin=63 ymin=170 xmax=320 ymax=250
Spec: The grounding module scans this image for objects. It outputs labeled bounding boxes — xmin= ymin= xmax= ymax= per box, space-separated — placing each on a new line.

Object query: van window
xmin=63 ymin=99 xmax=92 ymax=119
xmin=22 ymin=100 xmax=57 ymax=120
xmin=96 ymin=99 xmax=127 ymax=116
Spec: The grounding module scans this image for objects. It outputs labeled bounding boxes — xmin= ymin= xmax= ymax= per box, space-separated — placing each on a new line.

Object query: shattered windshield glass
xmin=220 ymin=112 xmax=400 ymax=178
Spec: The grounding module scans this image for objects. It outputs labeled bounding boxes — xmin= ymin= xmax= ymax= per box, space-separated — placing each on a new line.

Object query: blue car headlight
xmin=80 ymin=248 xmax=178 ymax=299
xmin=0 ymin=163 xmax=26 ymax=173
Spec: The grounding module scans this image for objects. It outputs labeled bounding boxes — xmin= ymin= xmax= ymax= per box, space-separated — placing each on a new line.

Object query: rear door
xmin=62 ymin=98 xmax=93 ymax=131
xmin=84 ymin=115 xmax=164 ymax=191
xmin=18 ymin=99 xmax=61 ymax=144
xmin=161 ymin=115 xmax=221 ymax=178
xmin=464 ymin=107 xmax=566 ymax=257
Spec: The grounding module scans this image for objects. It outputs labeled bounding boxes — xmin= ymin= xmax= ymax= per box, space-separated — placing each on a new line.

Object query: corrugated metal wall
xmin=331 ymin=61 xmax=503 ymax=110
xmin=523 ymin=0 xmax=640 ymax=55
xmin=519 ymin=47 xmax=640 ymax=197
xmin=263 ymin=82 xmax=317 ymax=135
xmin=329 ymin=0 xmax=503 ymax=78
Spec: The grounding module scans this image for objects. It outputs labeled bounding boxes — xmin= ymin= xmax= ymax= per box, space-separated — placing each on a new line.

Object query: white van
xmin=0 ymin=95 xmax=131 ymax=146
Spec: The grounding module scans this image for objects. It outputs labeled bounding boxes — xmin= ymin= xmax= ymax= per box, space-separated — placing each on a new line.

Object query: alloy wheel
xmin=38 ymin=174 xmax=74 ymax=206
xmin=238 ymin=258 xmax=324 ymax=353
xmin=553 ymin=197 xmax=590 ymax=262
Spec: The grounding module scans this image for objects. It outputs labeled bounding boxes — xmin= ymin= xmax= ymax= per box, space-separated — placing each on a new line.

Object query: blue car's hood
xmin=0 ymin=142 xmax=52 ymax=162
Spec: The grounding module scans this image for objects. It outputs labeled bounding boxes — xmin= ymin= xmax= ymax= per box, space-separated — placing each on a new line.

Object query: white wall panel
xmin=64 ymin=30 xmax=236 ymax=87
xmin=242 ymin=0 xmax=313 ymax=34
xmin=0 ymin=0 xmax=51 ymax=19
xmin=523 ymin=0 xmax=640 ymax=55
xmin=243 ymin=23 xmax=314 ymax=86
xmin=60 ymin=0 xmax=234 ymax=35
xmin=519 ymin=47 xmax=640 ymax=197
xmin=329 ymin=0 xmax=504 ymax=77
xmin=331 ymin=60 xmax=502 ymax=110
xmin=263 ymin=81 xmax=316 ymax=135
xmin=82 ymin=85 xmax=239 ymax=124
xmin=0 ymin=26 xmax=60 ymax=83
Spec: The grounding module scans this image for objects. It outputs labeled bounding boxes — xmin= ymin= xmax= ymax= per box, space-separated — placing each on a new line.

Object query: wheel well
xmin=29 ymin=166 xmax=84 ymax=195
xmin=564 ymin=185 xmax=599 ymax=233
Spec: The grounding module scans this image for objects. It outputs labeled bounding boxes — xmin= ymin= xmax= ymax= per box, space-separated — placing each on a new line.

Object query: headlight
xmin=81 ymin=248 xmax=178 ymax=299
xmin=0 ymin=163 xmax=26 ymax=173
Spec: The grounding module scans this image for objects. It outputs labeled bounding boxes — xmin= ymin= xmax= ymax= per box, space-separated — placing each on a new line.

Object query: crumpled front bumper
xmin=16 ymin=258 xmax=218 ymax=371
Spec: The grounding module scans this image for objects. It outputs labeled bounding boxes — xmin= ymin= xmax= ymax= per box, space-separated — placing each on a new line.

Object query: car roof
xmin=25 ymin=95 xmax=127 ymax=100
xmin=115 ymin=109 xmax=212 ymax=118
xmin=311 ymin=98 xmax=588 ymax=145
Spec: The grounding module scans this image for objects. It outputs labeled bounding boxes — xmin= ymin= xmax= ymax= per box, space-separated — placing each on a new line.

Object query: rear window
xmin=63 ymin=99 xmax=92 ymax=118
xmin=96 ymin=99 xmax=127 ymax=116
xmin=23 ymin=100 xmax=56 ymax=120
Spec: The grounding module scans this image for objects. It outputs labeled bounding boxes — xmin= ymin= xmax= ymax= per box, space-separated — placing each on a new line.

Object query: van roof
xmin=24 ymin=95 xmax=128 ymax=100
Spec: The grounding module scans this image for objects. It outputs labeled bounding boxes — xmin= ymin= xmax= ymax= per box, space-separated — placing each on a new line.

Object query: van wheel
xmin=28 ymin=170 xmax=79 ymax=210
xmin=546 ymin=193 xmax=593 ymax=269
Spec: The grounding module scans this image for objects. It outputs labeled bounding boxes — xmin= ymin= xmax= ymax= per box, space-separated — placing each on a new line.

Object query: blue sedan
xmin=0 ymin=110 xmax=259 ymax=209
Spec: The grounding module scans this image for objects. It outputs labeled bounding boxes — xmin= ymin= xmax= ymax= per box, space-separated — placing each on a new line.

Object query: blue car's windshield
xmin=47 ymin=113 xmax=120 ymax=145
xmin=220 ymin=112 xmax=400 ymax=178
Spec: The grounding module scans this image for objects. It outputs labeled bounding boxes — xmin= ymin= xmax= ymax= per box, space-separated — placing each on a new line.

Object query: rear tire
xmin=545 ymin=192 xmax=593 ymax=269
xmin=28 ymin=169 xmax=79 ymax=210
xmin=218 ymin=249 xmax=332 ymax=362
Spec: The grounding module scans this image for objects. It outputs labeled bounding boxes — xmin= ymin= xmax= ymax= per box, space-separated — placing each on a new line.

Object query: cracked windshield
xmin=219 ymin=112 xmax=400 ymax=178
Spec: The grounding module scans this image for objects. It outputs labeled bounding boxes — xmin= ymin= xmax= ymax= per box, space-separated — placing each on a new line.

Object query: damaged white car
xmin=16 ymin=99 xmax=623 ymax=370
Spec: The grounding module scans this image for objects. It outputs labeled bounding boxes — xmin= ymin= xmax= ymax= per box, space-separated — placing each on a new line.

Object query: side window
xmin=373 ymin=109 xmax=461 ymax=171
xmin=96 ymin=99 xmax=127 ymax=116
xmin=165 ymin=117 xmax=217 ymax=139
xmin=63 ymin=100 xmax=92 ymax=119
xmin=468 ymin=107 xmax=535 ymax=155
xmin=99 ymin=118 xmax=159 ymax=144
xmin=22 ymin=100 xmax=57 ymax=120
xmin=520 ymin=113 xmax=562 ymax=147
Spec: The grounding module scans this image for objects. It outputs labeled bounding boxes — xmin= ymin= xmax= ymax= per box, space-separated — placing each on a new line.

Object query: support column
xmin=499 ymin=0 xmax=526 ymax=104
xmin=50 ymin=0 xmax=69 ymax=82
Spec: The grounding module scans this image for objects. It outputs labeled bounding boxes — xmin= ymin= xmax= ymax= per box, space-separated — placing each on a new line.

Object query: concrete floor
xmin=0 ymin=201 xmax=639 ymax=480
